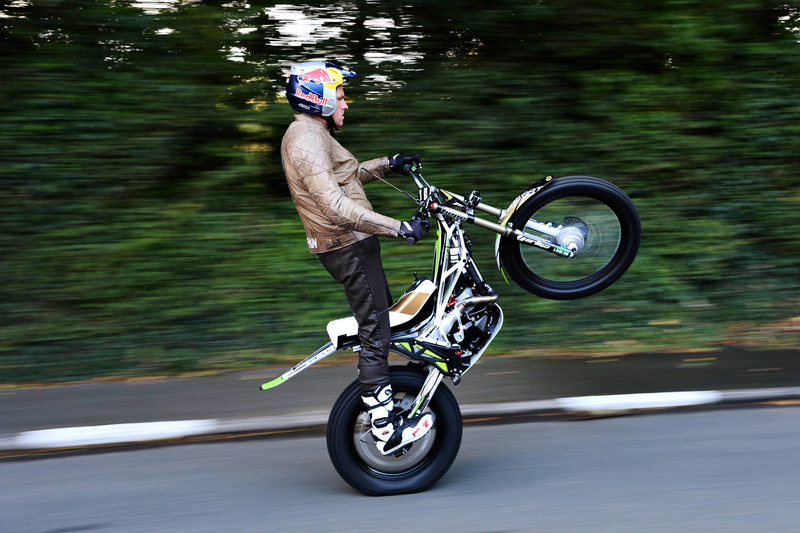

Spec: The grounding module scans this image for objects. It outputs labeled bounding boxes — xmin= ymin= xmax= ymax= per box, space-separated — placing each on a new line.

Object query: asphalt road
xmin=4 ymin=348 xmax=800 ymax=435
xmin=2 ymin=406 xmax=799 ymax=532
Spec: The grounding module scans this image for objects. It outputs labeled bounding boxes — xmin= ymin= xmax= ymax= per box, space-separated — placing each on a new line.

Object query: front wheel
xmin=499 ymin=176 xmax=641 ymax=300
xmin=326 ymin=366 xmax=462 ymax=496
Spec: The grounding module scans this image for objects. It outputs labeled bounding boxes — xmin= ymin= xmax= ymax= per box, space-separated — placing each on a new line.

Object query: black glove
xmin=389 ymin=153 xmax=422 ymax=175
xmin=399 ymin=218 xmax=430 ymax=244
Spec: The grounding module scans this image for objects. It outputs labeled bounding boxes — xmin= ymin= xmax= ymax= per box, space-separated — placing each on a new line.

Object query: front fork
xmin=431 ymin=199 xmax=577 ymax=260
xmin=407 ymin=365 xmax=445 ymax=418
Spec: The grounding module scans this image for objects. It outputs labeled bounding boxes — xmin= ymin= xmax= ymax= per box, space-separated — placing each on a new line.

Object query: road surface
xmin=2 ymin=406 xmax=798 ymax=532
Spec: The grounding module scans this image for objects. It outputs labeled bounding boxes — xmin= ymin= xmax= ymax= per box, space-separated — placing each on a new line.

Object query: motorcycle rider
xmin=280 ymin=61 xmax=434 ymax=455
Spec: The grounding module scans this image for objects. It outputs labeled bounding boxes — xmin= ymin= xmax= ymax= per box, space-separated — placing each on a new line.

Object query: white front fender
xmin=494 ymin=175 xmax=555 ymax=277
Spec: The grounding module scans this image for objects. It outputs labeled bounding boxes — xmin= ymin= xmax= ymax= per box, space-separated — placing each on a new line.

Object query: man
xmin=280 ymin=61 xmax=433 ymax=455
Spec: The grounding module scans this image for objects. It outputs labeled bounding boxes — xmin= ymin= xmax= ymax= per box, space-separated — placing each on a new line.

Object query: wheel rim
xmin=351 ymin=391 xmax=437 ymax=477
xmin=518 ymin=195 xmax=623 ymax=284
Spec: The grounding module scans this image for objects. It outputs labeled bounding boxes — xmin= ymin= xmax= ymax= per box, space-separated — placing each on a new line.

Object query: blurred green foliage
xmin=1 ymin=0 xmax=799 ymax=383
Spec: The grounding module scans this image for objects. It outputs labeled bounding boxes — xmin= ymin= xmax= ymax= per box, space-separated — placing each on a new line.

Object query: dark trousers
xmin=318 ymin=237 xmax=392 ymax=394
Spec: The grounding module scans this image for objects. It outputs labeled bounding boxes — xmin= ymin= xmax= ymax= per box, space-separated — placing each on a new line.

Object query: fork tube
xmin=470 ymin=216 xmax=514 ymax=236
xmin=409 ymin=367 xmax=444 ymax=417
xmin=431 ymin=202 xmax=513 ymax=237
xmin=438 ymin=192 xmax=562 ymax=238
xmin=434 ymin=202 xmax=562 ymax=242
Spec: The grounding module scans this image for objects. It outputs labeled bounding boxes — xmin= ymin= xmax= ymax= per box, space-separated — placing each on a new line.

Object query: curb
xmin=3 ymin=387 xmax=800 ymax=454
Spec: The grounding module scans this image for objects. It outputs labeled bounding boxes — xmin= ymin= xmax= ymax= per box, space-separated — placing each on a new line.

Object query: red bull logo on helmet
xmin=298 ymin=68 xmax=334 ymax=85
xmin=295 ymin=88 xmax=329 ymax=106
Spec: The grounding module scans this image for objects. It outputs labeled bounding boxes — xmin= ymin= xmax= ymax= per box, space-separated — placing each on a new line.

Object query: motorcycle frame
xmin=258 ymin=181 xmax=505 ymax=403
xmin=260 ymin=169 xmax=573 ymax=416
xmin=385 ymin=178 xmax=506 ymax=416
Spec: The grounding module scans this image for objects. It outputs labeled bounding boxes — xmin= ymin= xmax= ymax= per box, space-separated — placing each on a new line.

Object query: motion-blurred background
xmin=2 ymin=0 xmax=798 ymax=384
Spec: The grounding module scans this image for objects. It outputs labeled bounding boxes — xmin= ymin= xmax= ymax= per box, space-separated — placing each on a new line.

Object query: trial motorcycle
xmin=261 ymin=165 xmax=641 ymax=495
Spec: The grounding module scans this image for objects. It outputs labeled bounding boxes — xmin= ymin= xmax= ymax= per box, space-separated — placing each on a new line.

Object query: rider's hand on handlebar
xmin=389 ymin=153 xmax=421 ymax=175
xmin=399 ymin=218 xmax=430 ymax=245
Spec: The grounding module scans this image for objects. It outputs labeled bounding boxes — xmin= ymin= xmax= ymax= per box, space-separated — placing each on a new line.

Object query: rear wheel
xmin=326 ymin=366 xmax=462 ymax=496
xmin=499 ymin=176 xmax=641 ymax=300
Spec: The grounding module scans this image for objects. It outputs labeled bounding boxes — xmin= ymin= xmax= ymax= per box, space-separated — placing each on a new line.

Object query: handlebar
xmin=404 ymin=166 xmax=513 ymax=240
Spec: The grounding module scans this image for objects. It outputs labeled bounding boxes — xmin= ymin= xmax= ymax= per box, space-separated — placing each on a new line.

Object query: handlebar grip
xmin=406 ymin=236 xmax=417 ymax=245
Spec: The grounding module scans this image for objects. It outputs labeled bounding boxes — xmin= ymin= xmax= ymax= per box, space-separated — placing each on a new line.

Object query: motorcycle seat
xmin=326 ymin=278 xmax=437 ymax=349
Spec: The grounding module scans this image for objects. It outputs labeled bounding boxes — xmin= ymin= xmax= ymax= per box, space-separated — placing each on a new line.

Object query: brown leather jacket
xmin=280 ymin=113 xmax=401 ymax=253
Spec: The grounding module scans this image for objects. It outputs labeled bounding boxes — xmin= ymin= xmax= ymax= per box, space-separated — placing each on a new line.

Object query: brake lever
xmin=406 ymin=214 xmax=431 ymax=245
xmin=406 ymin=202 xmax=431 ymax=245
xmin=404 ymin=161 xmax=422 ymax=175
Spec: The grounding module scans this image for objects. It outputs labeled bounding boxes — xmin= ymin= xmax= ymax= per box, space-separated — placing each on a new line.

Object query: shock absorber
xmin=465 ymin=261 xmax=485 ymax=292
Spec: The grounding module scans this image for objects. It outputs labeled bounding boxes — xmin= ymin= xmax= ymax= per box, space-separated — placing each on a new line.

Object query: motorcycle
xmin=260 ymin=165 xmax=641 ymax=495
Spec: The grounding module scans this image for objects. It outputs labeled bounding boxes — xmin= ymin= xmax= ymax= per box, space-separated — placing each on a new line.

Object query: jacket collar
xmin=295 ymin=113 xmax=328 ymax=131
